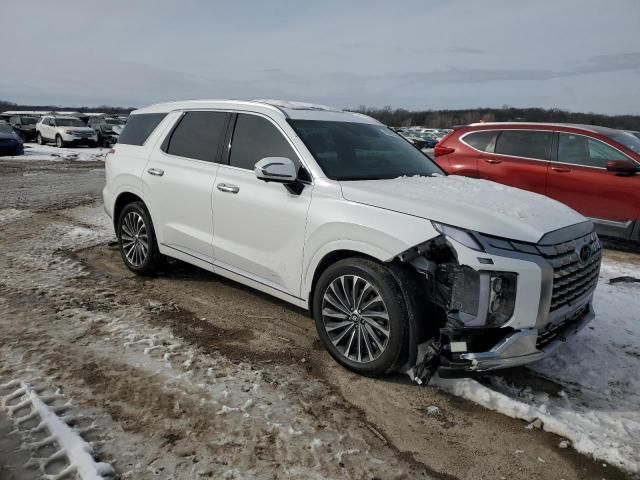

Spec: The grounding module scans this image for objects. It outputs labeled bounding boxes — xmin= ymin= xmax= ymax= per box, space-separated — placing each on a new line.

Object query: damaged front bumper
xmin=404 ymin=221 xmax=602 ymax=382
xmin=438 ymin=298 xmax=594 ymax=376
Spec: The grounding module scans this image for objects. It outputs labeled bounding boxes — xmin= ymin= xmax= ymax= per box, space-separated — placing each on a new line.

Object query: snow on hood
xmin=339 ymin=175 xmax=586 ymax=243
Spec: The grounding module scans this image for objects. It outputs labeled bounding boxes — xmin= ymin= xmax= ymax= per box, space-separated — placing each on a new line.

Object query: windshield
xmin=606 ymin=131 xmax=640 ymax=154
xmin=0 ymin=124 xmax=14 ymax=133
xmin=56 ymin=118 xmax=85 ymax=127
xmin=21 ymin=117 xmax=37 ymax=125
xmin=288 ymin=120 xmax=443 ymax=180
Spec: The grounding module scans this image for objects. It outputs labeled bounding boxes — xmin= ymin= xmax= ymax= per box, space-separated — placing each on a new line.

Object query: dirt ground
xmin=0 ymin=158 xmax=634 ymax=480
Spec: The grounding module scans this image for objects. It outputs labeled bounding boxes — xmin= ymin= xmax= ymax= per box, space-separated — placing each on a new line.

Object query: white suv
xmin=103 ymin=100 xmax=601 ymax=381
xmin=36 ymin=115 xmax=98 ymax=148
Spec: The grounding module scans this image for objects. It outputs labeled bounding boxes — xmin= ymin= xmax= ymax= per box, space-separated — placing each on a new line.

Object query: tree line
xmin=3 ymin=99 xmax=639 ymax=131
xmin=0 ymin=100 xmax=134 ymax=115
xmin=349 ymin=105 xmax=640 ymax=131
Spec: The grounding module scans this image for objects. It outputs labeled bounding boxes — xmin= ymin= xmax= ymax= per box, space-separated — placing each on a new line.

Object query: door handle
xmin=484 ymin=159 xmax=502 ymax=164
xmin=551 ymin=166 xmax=571 ymax=173
xmin=217 ymin=183 xmax=240 ymax=194
xmin=147 ymin=168 xmax=164 ymax=176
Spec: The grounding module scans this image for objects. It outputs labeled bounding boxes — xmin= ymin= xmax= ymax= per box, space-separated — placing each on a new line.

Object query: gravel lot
xmin=0 ymin=156 xmax=635 ymax=480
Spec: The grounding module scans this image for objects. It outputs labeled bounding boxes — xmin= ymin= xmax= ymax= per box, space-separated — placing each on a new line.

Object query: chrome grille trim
xmin=536 ymin=232 xmax=602 ymax=312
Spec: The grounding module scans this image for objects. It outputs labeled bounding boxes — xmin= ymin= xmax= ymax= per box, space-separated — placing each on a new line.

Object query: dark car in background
xmin=87 ymin=116 xmax=124 ymax=146
xmin=8 ymin=115 xmax=38 ymax=142
xmin=0 ymin=122 xmax=24 ymax=156
xmin=433 ymin=122 xmax=640 ymax=242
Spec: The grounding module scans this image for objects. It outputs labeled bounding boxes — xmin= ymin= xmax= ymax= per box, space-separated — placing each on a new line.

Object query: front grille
xmin=537 ymin=304 xmax=589 ymax=348
xmin=537 ymin=232 xmax=602 ymax=311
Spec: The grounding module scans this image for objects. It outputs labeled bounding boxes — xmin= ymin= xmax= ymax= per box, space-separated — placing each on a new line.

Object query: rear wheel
xmin=312 ymin=258 xmax=410 ymax=376
xmin=117 ymin=202 xmax=163 ymax=275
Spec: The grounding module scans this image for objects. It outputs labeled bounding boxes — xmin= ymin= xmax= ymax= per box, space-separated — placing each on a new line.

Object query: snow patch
xmin=7 ymin=143 xmax=107 ymax=162
xmin=0 ymin=208 xmax=32 ymax=226
xmin=1 ymin=380 xmax=114 ymax=479
xmin=434 ymin=256 xmax=640 ymax=473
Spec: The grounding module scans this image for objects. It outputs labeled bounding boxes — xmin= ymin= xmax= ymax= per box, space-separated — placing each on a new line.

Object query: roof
xmin=466 ymin=121 xmax=623 ymax=135
xmin=133 ymin=99 xmax=381 ymax=124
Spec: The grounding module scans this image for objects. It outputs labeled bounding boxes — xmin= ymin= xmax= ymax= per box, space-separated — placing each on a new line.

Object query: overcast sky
xmin=2 ymin=0 xmax=639 ymax=114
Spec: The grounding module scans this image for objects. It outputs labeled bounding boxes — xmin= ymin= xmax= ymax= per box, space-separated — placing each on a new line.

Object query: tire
xmin=36 ymin=132 xmax=44 ymax=145
xmin=117 ymin=201 xmax=163 ymax=275
xmin=312 ymin=258 xmax=410 ymax=377
xmin=55 ymin=135 xmax=64 ymax=148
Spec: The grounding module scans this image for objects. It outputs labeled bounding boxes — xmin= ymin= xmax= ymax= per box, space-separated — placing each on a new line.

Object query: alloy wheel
xmin=121 ymin=211 xmax=149 ymax=267
xmin=321 ymin=275 xmax=390 ymax=363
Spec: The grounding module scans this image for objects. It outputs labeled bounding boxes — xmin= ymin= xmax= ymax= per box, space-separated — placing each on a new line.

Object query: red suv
xmin=434 ymin=123 xmax=640 ymax=241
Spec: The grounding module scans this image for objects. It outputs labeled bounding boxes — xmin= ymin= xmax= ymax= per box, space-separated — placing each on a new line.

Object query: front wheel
xmin=36 ymin=132 xmax=44 ymax=145
xmin=55 ymin=135 xmax=64 ymax=148
xmin=117 ymin=202 xmax=163 ymax=275
xmin=312 ymin=258 xmax=410 ymax=377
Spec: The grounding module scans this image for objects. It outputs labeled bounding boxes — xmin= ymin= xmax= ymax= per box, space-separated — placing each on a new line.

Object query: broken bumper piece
xmin=438 ymin=302 xmax=594 ymax=377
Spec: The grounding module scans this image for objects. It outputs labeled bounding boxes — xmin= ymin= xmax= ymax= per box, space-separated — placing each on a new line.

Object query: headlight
xmin=432 ymin=222 xmax=483 ymax=251
xmin=487 ymin=272 xmax=517 ymax=326
xmin=64 ymin=129 xmax=74 ymax=134
xmin=448 ymin=268 xmax=517 ymax=327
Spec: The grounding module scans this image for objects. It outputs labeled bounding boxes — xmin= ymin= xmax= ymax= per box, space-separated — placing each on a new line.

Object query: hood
xmin=339 ymin=175 xmax=585 ymax=243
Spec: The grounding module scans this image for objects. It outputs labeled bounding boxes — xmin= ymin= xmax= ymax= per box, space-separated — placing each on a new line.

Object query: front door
xmin=212 ymin=113 xmax=312 ymax=298
xmin=144 ymin=110 xmax=230 ymax=262
xmin=43 ymin=117 xmax=56 ymax=139
xmin=478 ymin=129 xmax=553 ymax=194
xmin=546 ymin=132 xmax=640 ymax=229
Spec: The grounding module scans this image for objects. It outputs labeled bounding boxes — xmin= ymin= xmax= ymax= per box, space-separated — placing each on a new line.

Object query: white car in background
xmin=103 ymin=99 xmax=601 ymax=381
xmin=36 ymin=115 xmax=98 ymax=148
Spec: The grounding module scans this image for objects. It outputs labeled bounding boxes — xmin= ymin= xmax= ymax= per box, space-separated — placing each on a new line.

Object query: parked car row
xmin=391 ymin=126 xmax=452 ymax=150
xmin=35 ymin=114 xmax=127 ymax=148
xmin=433 ymin=122 xmax=640 ymax=242
xmin=0 ymin=111 xmax=128 ymax=155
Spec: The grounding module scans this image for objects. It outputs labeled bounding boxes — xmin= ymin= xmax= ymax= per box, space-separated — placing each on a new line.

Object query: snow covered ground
xmin=436 ymin=256 xmax=640 ymax=473
xmin=5 ymin=142 xmax=108 ymax=162
xmin=0 ymin=157 xmax=638 ymax=477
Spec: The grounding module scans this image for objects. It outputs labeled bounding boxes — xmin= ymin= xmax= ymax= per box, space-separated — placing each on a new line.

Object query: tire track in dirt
xmin=0 ymin=206 xmax=436 ymax=479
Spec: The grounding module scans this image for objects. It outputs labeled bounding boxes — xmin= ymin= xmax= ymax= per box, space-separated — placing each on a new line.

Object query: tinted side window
xmin=558 ymin=133 xmax=627 ymax=168
xmin=463 ymin=130 xmax=497 ymax=152
xmin=494 ymin=130 xmax=552 ymax=160
xmin=117 ymin=113 xmax=167 ymax=146
xmin=229 ymin=114 xmax=297 ymax=170
xmin=165 ymin=111 xmax=229 ymax=162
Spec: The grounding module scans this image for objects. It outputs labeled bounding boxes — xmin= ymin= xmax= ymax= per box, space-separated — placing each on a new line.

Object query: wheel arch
xmin=306 ymin=248 xmax=381 ymax=313
xmin=113 ymin=191 xmax=145 ymax=231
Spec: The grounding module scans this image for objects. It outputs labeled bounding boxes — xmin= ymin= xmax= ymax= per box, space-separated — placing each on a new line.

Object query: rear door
xmin=478 ymin=129 xmax=553 ymax=194
xmin=212 ymin=112 xmax=312 ymax=298
xmin=144 ymin=110 xmax=230 ymax=262
xmin=546 ymin=132 xmax=640 ymax=228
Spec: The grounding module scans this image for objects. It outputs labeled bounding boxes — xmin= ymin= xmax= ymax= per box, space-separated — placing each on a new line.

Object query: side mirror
xmin=254 ymin=157 xmax=297 ymax=183
xmin=606 ymin=160 xmax=638 ymax=175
